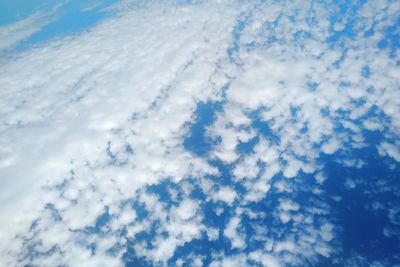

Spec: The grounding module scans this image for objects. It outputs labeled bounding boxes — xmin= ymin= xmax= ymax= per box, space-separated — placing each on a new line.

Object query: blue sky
xmin=0 ymin=0 xmax=118 ymax=55
xmin=0 ymin=1 xmax=399 ymax=266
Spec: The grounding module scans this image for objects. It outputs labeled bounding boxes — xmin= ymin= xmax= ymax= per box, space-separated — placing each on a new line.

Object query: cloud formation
xmin=0 ymin=0 xmax=399 ymax=266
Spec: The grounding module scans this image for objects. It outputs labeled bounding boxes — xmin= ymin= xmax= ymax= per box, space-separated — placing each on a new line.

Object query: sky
xmin=0 ymin=0 xmax=399 ymax=266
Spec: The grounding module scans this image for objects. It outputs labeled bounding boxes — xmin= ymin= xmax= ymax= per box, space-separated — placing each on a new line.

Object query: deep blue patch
xmin=320 ymin=129 xmax=400 ymax=265
xmin=132 ymin=201 xmax=149 ymax=222
xmin=236 ymin=135 xmax=259 ymax=155
xmin=326 ymin=0 xmax=367 ymax=46
xmin=146 ymin=180 xmax=181 ymax=209
xmin=183 ymin=101 xmax=222 ymax=157
xmin=168 ymin=232 xmax=232 ymax=266
xmin=250 ymin=113 xmax=280 ymax=145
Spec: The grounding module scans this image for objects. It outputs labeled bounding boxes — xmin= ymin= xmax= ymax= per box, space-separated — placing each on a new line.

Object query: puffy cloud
xmin=378 ymin=142 xmax=400 ymax=162
xmin=0 ymin=1 xmax=248 ymax=265
xmin=212 ymin=186 xmax=237 ymax=206
xmin=224 ymin=214 xmax=246 ymax=249
xmin=1 ymin=0 xmax=399 ymax=266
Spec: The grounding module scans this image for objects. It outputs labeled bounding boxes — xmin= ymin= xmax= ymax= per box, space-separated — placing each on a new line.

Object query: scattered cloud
xmin=0 ymin=0 xmax=399 ymax=266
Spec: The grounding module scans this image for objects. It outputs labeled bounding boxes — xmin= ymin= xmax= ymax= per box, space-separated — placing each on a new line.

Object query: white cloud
xmin=224 ymin=214 xmax=246 ymax=249
xmin=233 ymin=154 xmax=260 ymax=180
xmin=378 ymin=142 xmax=400 ymax=162
xmin=283 ymin=157 xmax=303 ymax=178
xmin=212 ymin=186 xmax=237 ymax=206
xmin=315 ymin=172 xmax=327 ymax=185
xmin=274 ymin=240 xmax=297 ymax=254
xmin=333 ymin=21 xmax=346 ymax=32
xmin=174 ymin=199 xmax=199 ymax=221
xmin=249 ymin=250 xmax=282 ymax=267
xmin=210 ymin=254 xmax=248 ymax=267
xmin=363 ymin=118 xmax=384 ymax=131
xmin=0 ymin=1 xmax=249 ymax=265
xmin=279 ymin=212 xmax=292 ymax=224
xmin=206 ymin=227 xmax=219 ymax=241
xmin=344 ymin=178 xmax=357 ymax=189
xmin=0 ymin=0 xmax=399 ymax=266
xmin=320 ymin=223 xmax=334 ymax=242
xmin=0 ymin=11 xmax=56 ymax=52
xmin=321 ymin=138 xmax=340 ymax=155
xmin=279 ymin=199 xmax=300 ymax=212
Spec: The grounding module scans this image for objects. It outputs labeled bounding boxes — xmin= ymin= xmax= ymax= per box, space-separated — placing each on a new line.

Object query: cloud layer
xmin=0 ymin=0 xmax=399 ymax=266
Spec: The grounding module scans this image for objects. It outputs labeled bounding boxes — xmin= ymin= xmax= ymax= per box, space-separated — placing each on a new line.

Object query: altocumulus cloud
xmin=0 ymin=0 xmax=399 ymax=266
